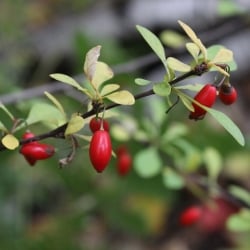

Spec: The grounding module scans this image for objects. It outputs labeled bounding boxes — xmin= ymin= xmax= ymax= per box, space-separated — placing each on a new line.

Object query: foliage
xmin=0 ymin=17 xmax=249 ymax=250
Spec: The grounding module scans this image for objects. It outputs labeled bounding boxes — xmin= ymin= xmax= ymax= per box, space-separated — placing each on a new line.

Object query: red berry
xmin=219 ymin=85 xmax=237 ymax=105
xmin=116 ymin=146 xmax=132 ymax=176
xmin=20 ymin=132 xmax=55 ymax=166
xmin=89 ymin=117 xmax=109 ymax=133
xmin=22 ymin=132 xmax=38 ymax=144
xmin=179 ymin=205 xmax=202 ymax=226
xmin=198 ymin=198 xmax=239 ymax=233
xmin=189 ymin=84 xmax=217 ymax=120
xmin=89 ymin=130 xmax=112 ymax=173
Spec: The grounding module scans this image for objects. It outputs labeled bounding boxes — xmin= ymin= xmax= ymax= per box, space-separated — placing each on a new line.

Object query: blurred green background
xmin=0 ymin=1 xmax=250 ymax=249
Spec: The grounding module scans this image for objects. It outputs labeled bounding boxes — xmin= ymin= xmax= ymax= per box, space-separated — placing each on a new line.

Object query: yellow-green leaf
xmin=178 ymin=20 xmax=207 ymax=60
xmin=167 ymin=57 xmax=191 ymax=72
xmin=50 ymin=73 xmax=81 ymax=90
xmin=175 ymin=90 xmax=194 ymax=111
xmin=160 ymin=30 xmax=186 ymax=48
xmin=210 ymin=64 xmax=230 ymax=77
xmin=26 ymin=103 xmax=66 ymax=127
xmin=44 ymin=91 xmax=66 ymax=118
xmin=178 ymin=20 xmax=198 ymax=43
xmin=83 ymin=45 xmax=101 ymax=82
xmin=100 ymin=84 xmax=120 ymax=96
xmin=211 ymin=48 xmax=233 ymax=64
xmin=1 ymin=134 xmax=19 ymax=150
xmin=65 ymin=114 xmax=85 ymax=136
xmin=92 ymin=61 xmax=114 ymax=90
xmin=186 ymin=42 xmax=200 ymax=62
xmin=105 ymin=90 xmax=135 ymax=105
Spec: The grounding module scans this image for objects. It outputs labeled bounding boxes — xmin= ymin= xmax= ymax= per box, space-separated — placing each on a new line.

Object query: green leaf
xmin=206 ymin=108 xmax=245 ymax=146
xmin=105 ymin=90 xmax=135 ymax=105
xmin=92 ymin=61 xmax=114 ymax=90
xmin=0 ymin=121 xmax=7 ymax=132
xmin=160 ymin=30 xmax=186 ymax=48
xmin=186 ymin=42 xmax=200 ymax=62
xmin=229 ymin=185 xmax=250 ymax=206
xmin=110 ymin=124 xmax=130 ymax=141
xmin=65 ymin=114 xmax=85 ymax=136
xmin=203 ymin=147 xmax=222 ymax=181
xmin=44 ymin=91 xmax=66 ymax=118
xmin=162 ymin=123 xmax=188 ymax=142
xmin=167 ymin=57 xmax=191 ymax=72
xmin=100 ymin=83 xmax=120 ymax=96
xmin=26 ymin=103 xmax=66 ymax=127
xmin=134 ymin=147 xmax=162 ymax=178
xmin=135 ymin=78 xmax=152 ymax=86
xmin=0 ymin=102 xmax=14 ymax=120
xmin=136 ymin=25 xmax=166 ymax=65
xmin=1 ymin=134 xmax=19 ymax=150
xmin=162 ymin=168 xmax=185 ymax=189
xmin=153 ymin=82 xmax=171 ymax=96
xmin=227 ymin=209 xmax=250 ymax=232
xmin=218 ymin=0 xmax=244 ymax=17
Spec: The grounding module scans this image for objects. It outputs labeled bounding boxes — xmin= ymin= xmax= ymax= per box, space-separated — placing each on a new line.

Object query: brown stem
xmin=0 ymin=65 xmax=204 ymax=151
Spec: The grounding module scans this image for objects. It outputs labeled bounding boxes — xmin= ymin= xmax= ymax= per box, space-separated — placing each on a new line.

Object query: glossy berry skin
xmin=219 ymin=85 xmax=237 ymax=105
xmin=89 ymin=117 xmax=109 ymax=133
xmin=179 ymin=205 xmax=202 ymax=226
xmin=189 ymin=84 xmax=217 ymax=120
xmin=89 ymin=130 xmax=112 ymax=173
xmin=116 ymin=146 xmax=132 ymax=176
xmin=20 ymin=133 xmax=55 ymax=166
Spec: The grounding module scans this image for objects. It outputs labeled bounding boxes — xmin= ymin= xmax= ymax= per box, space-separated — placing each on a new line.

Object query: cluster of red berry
xmin=19 ymin=118 xmax=132 ymax=174
xmin=179 ymin=197 xmax=239 ymax=233
xmin=19 ymin=132 xmax=55 ymax=166
xmin=89 ymin=117 xmax=132 ymax=175
xmin=189 ymin=82 xmax=237 ymax=120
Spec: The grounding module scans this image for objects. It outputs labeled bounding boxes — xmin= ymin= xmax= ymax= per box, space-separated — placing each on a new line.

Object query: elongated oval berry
xmin=89 ymin=117 xmax=110 ymax=133
xmin=20 ymin=133 xmax=55 ymax=166
xmin=189 ymin=84 xmax=217 ymax=120
xmin=179 ymin=205 xmax=202 ymax=226
xmin=20 ymin=143 xmax=55 ymax=160
xmin=219 ymin=85 xmax=237 ymax=105
xmin=89 ymin=130 xmax=112 ymax=173
xmin=116 ymin=146 xmax=132 ymax=176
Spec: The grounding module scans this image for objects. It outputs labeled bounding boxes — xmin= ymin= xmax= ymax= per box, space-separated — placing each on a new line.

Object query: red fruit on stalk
xmin=89 ymin=117 xmax=109 ymax=133
xmin=116 ymin=146 xmax=132 ymax=176
xmin=20 ymin=132 xmax=55 ymax=166
xmin=179 ymin=205 xmax=202 ymax=226
xmin=22 ymin=131 xmax=38 ymax=144
xmin=198 ymin=198 xmax=239 ymax=233
xmin=219 ymin=85 xmax=237 ymax=105
xmin=189 ymin=84 xmax=217 ymax=120
xmin=89 ymin=130 xmax=112 ymax=173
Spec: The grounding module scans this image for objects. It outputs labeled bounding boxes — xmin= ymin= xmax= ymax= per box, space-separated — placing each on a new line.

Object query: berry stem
xmin=0 ymin=62 xmax=209 ymax=151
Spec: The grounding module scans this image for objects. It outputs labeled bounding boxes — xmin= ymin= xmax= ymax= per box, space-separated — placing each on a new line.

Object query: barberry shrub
xmin=0 ymin=20 xmax=249 ymax=234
